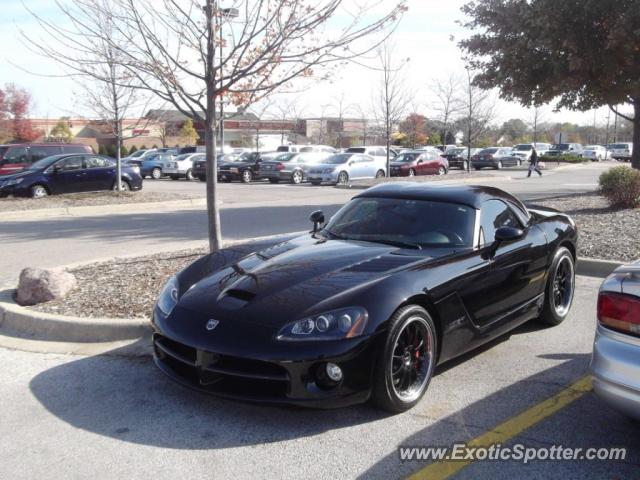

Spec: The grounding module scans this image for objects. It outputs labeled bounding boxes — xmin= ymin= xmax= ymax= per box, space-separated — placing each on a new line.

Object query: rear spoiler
xmin=524 ymin=204 xmax=561 ymax=213
xmin=614 ymin=264 xmax=640 ymax=275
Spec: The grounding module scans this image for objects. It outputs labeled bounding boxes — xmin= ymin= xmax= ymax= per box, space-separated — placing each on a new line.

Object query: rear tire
xmin=185 ymin=169 xmax=194 ymax=181
xmin=372 ymin=305 xmax=438 ymax=413
xmin=151 ymin=167 xmax=162 ymax=179
xmin=113 ymin=180 xmax=131 ymax=191
xmin=408 ymin=168 xmax=416 ymax=177
xmin=437 ymin=166 xmax=446 ymax=176
xmin=291 ymin=170 xmax=303 ymax=184
xmin=496 ymin=161 xmax=503 ymax=170
xmin=170 ymin=176 xmax=179 ymax=181
xmin=375 ymin=169 xmax=385 ymax=179
xmin=337 ymin=171 xmax=349 ymax=185
xmin=538 ymin=247 xmax=575 ymax=326
xmin=474 ymin=166 xmax=481 ymax=171
xmin=197 ymin=176 xmax=206 ymax=182
xmin=268 ymin=178 xmax=280 ymax=184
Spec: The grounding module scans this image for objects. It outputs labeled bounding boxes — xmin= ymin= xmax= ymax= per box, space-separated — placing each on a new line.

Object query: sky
xmin=0 ymin=0 xmax=630 ymax=128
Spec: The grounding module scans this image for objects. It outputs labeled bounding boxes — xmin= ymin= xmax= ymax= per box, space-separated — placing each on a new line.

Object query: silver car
xmin=590 ymin=261 xmax=640 ymax=420
xmin=307 ymin=153 xmax=386 ymax=185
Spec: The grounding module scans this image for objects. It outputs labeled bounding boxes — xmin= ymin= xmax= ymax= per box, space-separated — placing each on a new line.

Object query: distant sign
xmin=132 ymin=129 xmax=150 ymax=135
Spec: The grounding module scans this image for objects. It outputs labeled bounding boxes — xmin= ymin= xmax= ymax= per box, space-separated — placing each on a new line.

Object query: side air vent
xmin=344 ymin=255 xmax=415 ymax=273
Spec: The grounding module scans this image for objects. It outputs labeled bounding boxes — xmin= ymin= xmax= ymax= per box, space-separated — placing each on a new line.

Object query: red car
xmin=389 ymin=150 xmax=448 ymax=177
xmin=0 ymin=143 xmax=93 ymax=176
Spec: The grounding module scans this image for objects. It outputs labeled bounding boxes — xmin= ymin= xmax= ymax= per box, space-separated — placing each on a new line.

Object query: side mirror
xmin=417 ymin=159 xmax=423 ymax=164
xmin=309 ymin=210 xmax=325 ymax=233
xmin=53 ymin=164 xmax=63 ymax=173
xmin=494 ymin=226 xmax=524 ymax=243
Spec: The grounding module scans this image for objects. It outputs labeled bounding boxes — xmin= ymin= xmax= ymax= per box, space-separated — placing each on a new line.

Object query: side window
xmin=3 ymin=147 xmax=28 ymax=164
xmin=479 ymin=200 xmax=522 ymax=245
xmin=375 ymin=148 xmax=386 ymax=157
xmin=57 ymin=156 xmax=84 ymax=171
xmin=30 ymin=147 xmax=52 ymax=162
xmin=86 ymin=156 xmax=113 ymax=168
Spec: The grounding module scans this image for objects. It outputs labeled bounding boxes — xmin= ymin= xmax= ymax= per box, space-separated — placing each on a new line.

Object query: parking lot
xmin=1 ymin=274 xmax=638 ymax=479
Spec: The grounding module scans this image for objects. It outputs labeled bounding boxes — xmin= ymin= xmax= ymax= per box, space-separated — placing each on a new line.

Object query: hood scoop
xmin=343 ymin=254 xmax=418 ymax=273
xmin=256 ymin=241 xmax=298 ymax=260
xmin=225 ymin=289 xmax=256 ymax=302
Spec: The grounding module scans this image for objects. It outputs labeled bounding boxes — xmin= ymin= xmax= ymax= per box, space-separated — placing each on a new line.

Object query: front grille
xmin=153 ymin=334 xmax=289 ymax=398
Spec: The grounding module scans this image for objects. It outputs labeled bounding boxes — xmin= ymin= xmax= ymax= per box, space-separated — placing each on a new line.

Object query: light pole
xmin=217 ymin=7 xmax=239 ymax=152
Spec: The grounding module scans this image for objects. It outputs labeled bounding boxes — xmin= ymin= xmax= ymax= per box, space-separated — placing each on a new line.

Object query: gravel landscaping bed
xmin=529 ymin=192 xmax=639 ymax=262
xmin=0 ymin=190 xmax=197 ymax=212
xmin=24 ymin=192 xmax=638 ymax=320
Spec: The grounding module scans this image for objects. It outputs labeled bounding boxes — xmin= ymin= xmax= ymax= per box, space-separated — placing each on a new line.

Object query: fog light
xmin=325 ymin=362 xmax=343 ymax=382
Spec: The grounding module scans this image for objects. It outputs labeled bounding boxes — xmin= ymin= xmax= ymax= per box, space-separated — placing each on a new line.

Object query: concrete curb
xmin=576 ymin=257 xmax=624 ymax=278
xmin=0 ymin=289 xmax=151 ymax=343
xmin=2 ymin=197 xmax=207 ymax=221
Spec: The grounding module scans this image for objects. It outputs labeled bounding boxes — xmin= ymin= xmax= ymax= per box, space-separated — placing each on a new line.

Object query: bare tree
xmin=23 ymin=0 xmax=406 ymax=251
xmin=429 ymin=74 xmax=463 ymax=146
xmin=22 ymin=1 xmax=155 ymax=190
xmin=529 ymin=105 xmax=547 ymax=144
xmin=460 ymin=68 xmax=496 ymax=171
xmin=331 ymin=92 xmax=355 ymax=148
xmin=372 ymin=43 xmax=410 ymax=176
xmin=272 ymin=95 xmax=305 ymax=145
xmin=353 ymin=104 xmax=371 ymax=146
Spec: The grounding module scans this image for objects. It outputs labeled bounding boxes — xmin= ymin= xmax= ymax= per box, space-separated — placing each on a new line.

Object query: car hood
xmin=307 ymin=163 xmax=344 ymax=170
xmin=390 ymin=162 xmax=411 ymax=167
xmin=0 ymin=170 xmax=34 ymax=181
xmin=173 ymin=235 xmax=442 ymax=328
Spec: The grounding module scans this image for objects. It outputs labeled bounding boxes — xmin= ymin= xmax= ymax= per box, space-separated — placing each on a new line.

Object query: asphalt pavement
xmin=0 ymin=162 xmax=612 ymax=287
xmin=0 ymin=160 xmax=637 ymax=479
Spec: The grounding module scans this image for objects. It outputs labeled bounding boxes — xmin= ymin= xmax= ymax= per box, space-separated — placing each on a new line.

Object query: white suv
xmin=608 ymin=142 xmax=633 ymax=161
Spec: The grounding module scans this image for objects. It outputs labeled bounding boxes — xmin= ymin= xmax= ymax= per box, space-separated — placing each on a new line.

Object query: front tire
xmin=372 ymin=305 xmax=438 ymax=413
xmin=241 ymin=169 xmax=253 ymax=183
xmin=31 ymin=184 xmax=48 ymax=198
xmin=268 ymin=178 xmax=280 ymax=184
xmin=408 ymin=168 xmax=416 ymax=177
xmin=496 ymin=161 xmax=503 ymax=170
xmin=197 ymin=176 xmax=206 ymax=182
xmin=291 ymin=170 xmax=303 ymax=184
xmin=538 ymin=247 xmax=575 ymax=326
xmin=437 ymin=166 xmax=446 ymax=176
xmin=185 ymin=169 xmax=194 ymax=181
xmin=337 ymin=171 xmax=349 ymax=185
xmin=375 ymin=169 xmax=385 ymax=179
xmin=113 ymin=180 xmax=131 ymax=191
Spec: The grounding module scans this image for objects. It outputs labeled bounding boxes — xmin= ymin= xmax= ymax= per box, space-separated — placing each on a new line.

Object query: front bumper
xmin=307 ymin=172 xmax=338 ymax=184
xmin=164 ymin=167 xmax=187 ymax=176
xmin=152 ymin=329 xmax=380 ymax=408
xmin=471 ymin=160 xmax=498 ymax=168
xmin=590 ymin=325 xmax=640 ymax=419
xmin=390 ymin=168 xmax=409 ymax=177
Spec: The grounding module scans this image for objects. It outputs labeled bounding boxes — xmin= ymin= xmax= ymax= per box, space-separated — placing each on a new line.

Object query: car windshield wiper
xmin=364 ymin=238 xmax=423 ymax=250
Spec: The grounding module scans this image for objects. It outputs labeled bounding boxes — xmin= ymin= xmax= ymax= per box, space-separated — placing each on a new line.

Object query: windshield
xmin=324 ymin=154 xmax=352 ymax=164
xmin=610 ymin=143 xmax=629 ymax=149
xmin=514 ymin=144 xmax=532 ymax=151
xmin=0 ymin=146 xmax=8 ymax=158
xmin=393 ymin=153 xmax=420 ymax=162
xmin=479 ymin=148 xmax=498 ymax=154
xmin=175 ymin=154 xmax=193 ymax=161
xmin=324 ymin=197 xmax=476 ymax=248
xmin=450 ymin=148 xmax=466 ymax=155
xmin=346 ymin=147 xmax=366 ymax=153
xmin=584 ymin=145 xmax=600 ymax=150
xmin=551 ymin=144 xmax=570 ymax=150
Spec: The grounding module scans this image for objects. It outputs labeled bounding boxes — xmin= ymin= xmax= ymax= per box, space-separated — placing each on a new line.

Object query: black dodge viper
xmin=152 ymin=183 xmax=577 ymax=412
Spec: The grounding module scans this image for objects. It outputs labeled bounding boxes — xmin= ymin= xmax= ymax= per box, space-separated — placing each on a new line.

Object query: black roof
xmin=355 ymin=182 xmax=526 ymax=211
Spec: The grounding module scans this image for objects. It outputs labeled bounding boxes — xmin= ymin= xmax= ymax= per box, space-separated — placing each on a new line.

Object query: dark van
xmin=0 ymin=143 xmax=94 ymax=176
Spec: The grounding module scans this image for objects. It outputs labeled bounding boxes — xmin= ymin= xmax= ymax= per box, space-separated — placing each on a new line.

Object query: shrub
xmin=539 ymin=154 xmax=586 ymax=164
xmin=98 ymin=144 xmax=106 ymax=155
xmin=599 ymin=166 xmax=640 ymax=209
xmin=120 ymin=145 xmax=129 ymax=157
xmin=129 ymin=145 xmax=138 ymax=154
xmin=140 ymin=144 xmax=147 ymax=150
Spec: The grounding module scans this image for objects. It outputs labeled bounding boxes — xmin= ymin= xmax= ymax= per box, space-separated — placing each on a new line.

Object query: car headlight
xmin=277 ymin=307 xmax=368 ymax=341
xmin=157 ymin=275 xmax=179 ymax=316
xmin=3 ymin=178 xmax=25 ymax=186
xmin=131 ymin=165 xmax=140 ymax=174
xmin=322 ymin=168 xmax=335 ymax=174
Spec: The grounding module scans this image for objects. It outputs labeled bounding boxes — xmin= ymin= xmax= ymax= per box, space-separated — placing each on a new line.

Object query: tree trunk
xmin=632 ymin=99 xmax=640 ymax=170
xmin=205 ymin=0 xmax=222 ymax=252
xmin=116 ymin=133 xmax=122 ymax=191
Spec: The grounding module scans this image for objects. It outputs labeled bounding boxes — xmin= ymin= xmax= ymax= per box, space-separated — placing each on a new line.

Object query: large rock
xmin=16 ymin=268 xmax=77 ymax=306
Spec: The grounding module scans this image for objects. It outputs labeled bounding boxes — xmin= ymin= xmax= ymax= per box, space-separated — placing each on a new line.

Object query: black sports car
xmin=152 ymin=183 xmax=577 ymax=412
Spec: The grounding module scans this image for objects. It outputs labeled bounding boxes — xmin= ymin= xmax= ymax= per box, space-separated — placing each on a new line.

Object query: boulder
xmin=16 ymin=268 xmax=77 ymax=306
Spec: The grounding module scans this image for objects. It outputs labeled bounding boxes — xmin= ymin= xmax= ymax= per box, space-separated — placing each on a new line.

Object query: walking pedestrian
xmin=527 ymin=146 xmax=542 ymax=177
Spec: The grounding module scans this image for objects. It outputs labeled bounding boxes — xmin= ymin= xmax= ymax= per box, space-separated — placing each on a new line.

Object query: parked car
xmin=140 ymin=152 xmax=175 ymax=179
xmin=545 ymin=143 xmax=584 ymax=157
xmin=163 ymin=153 xmax=204 ymax=181
xmin=192 ymin=153 xmax=231 ymax=182
xmin=442 ymin=147 xmax=482 ymax=170
xmin=276 ymin=145 xmax=336 ymax=154
xmin=175 ymin=146 xmax=205 ymax=155
xmin=390 ymin=150 xmax=448 ymax=177
xmin=471 ymin=147 xmax=518 ymax=170
xmin=608 ymin=142 xmax=633 ymax=161
xmin=581 ymin=145 xmax=607 ymax=161
xmin=0 ymin=153 xmax=142 ymax=198
xmin=510 ymin=143 xmax=552 ymax=161
xmin=590 ymin=261 xmax=640 ymax=420
xmin=435 ymin=144 xmax=457 ymax=154
xmin=0 ymin=143 xmax=93 ymax=176
xmin=261 ymin=152 xmax=332 ymax=184
xmin=218 ymin=151 xmax=264 ymax=183
xmin=307 ymin=153 xmax=385 ymax=185
xmin=151 ymin=184 xmax=577 ymax=411
xmin=346 ymin=146 xmax=399 ymax=161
